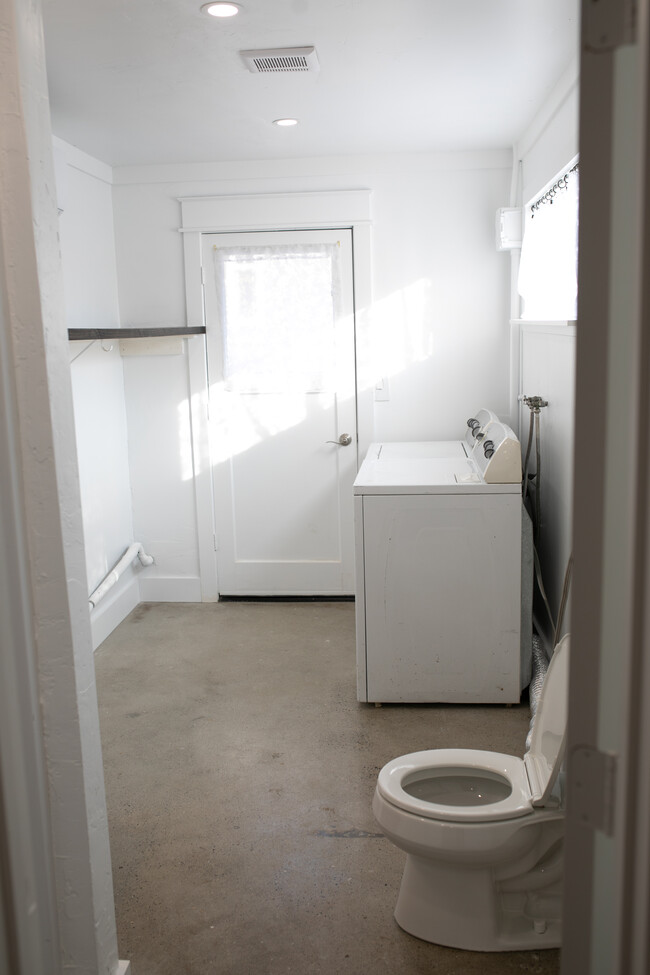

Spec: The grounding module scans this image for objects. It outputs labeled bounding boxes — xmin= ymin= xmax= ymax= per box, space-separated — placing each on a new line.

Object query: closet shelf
xmin=67 ymin=326 xmax=206 ymax=340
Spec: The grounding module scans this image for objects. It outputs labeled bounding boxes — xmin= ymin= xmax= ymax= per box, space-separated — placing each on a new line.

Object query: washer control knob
xmin=483 ymin=440 xmax=494 ymax=451
xmin=467 ymin=418 xmax=480 ymax=433
xmin=484 ymin=446 xmax=495 ymax=459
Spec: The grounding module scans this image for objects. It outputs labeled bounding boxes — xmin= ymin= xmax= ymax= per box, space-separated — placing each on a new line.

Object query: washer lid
xmin=524 ymin=634 xmax=570 ymax=806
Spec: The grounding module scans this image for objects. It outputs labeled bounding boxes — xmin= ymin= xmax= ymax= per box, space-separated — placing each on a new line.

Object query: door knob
xmin=326 ymin=433 xmax=352 ymax=446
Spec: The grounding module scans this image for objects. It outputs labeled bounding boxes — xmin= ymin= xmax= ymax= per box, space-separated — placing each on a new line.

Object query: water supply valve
xmin=522 ymin=395 xmax=548 ymax=413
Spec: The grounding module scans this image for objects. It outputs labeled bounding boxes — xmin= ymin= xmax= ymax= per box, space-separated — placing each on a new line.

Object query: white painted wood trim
xmin=0 ymin=248 xmax=60 ymax=974
xmin=2 ymin=2 xmax=120 ymax=970
xmin=351 ymin=222 xmax=374 ymax=462
xmin=179 ymin=221 xmax=372 ymax=233
xmin=181 ymin=190 xmax=374 ymax=599
xmin=510 ymin=318 xmax=576 ymax=332
xmin=183 ymin=231 xmax=219 ymax=601
xmin=509 ymin=321 xmax=521 ymax=436
xmin=179 ymin=189 xmax=371 ymax=232
xmin=117 ymin=962 xmax=131 ymax=975
xmin=90 ymin=577 xmax=140 ymax=651
xmin=513 ymin=320 xmax=577 ymax=335
xmin=562 ymin=19 xmax=648 ymax=975
xmin=114 ymin=149 xmax=512 ymax=186
xmin=139 ymin=575 xmax=202 ymax=602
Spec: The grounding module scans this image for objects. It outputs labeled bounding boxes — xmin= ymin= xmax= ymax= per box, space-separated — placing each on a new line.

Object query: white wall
xmin=520 ymin=324 xmax=576 ymax=642
xmin=53 ymin=139 xmax=120 ymax=327
xmin=113 ymin=153 xmax=512 ymax=438
xmin=364 ymin=160 xmax=512 ymax=440
xmin=2 ymin=0 xmax=119 ymax=968
xmin=122 ymin=345 xmax=202 ymax=602
xmin=54 ymin=138 xmax=140 ymax=647
xmin=515 ymin=60 xmax=579 ymax=646
xmin=108 ymin=150 xmax=512 ymax=597
xmin=519 ymin=61 xmax=580 ymax=207
xmin=57 ymin=123 xmax=576 ymax=622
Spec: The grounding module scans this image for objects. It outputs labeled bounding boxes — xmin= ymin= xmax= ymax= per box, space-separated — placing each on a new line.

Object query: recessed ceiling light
xmin=201 ymin=2 xmax=241 ymax=17
xmin=273 ymin=118 xmax=299 ymax=127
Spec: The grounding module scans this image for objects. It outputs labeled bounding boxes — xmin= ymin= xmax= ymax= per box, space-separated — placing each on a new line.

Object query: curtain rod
xmin=531 ymin=161 xmax=579 ymax=217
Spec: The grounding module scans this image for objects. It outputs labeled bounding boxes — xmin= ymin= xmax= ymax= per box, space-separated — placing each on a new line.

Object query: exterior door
xmin=201 ymin=229 xmax=357 ymax=595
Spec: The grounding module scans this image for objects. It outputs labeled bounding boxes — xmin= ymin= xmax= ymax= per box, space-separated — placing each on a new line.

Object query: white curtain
xmin=518 ymin=167 xmax=579 ymax=321
xmin=211 ymin=242 xmax=342 ymax=393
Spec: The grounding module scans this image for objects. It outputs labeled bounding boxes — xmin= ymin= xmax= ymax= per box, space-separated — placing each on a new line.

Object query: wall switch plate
xmin=374 ymin=377 xmax=390 ymax=402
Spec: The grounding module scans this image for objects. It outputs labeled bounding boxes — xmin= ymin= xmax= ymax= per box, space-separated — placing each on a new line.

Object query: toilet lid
xmin=524 ymin=633 xmax=570 ymax=807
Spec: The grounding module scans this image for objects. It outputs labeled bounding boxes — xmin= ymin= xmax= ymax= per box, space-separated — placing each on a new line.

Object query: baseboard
xmin=90 ymin=577 xmax=140 ymax=651
xmin=117 ymin=962 xmax=131 ymax=975
xmin=138 ymin=575 xmax=202 ymax=602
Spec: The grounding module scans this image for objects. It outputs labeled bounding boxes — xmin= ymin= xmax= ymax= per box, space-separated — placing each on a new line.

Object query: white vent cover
xmin=240 ymin=46 xmax=320 ymax=74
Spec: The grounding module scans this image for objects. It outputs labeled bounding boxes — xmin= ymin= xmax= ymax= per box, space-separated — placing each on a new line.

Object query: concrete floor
xmin=95 ymin=601 xmax=560 ymax=975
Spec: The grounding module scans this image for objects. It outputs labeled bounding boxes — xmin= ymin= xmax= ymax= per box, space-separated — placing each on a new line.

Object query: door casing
xmin=180 ymin=190 xmax=373 ymax=600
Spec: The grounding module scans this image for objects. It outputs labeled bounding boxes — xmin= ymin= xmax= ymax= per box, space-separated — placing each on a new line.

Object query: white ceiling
xmin=41 ymin=0 xmax=580 ymax=168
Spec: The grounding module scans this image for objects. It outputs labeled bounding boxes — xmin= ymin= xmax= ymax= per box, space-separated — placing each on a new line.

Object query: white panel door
xmin=202 ymin=229 xmax=357 ymax=595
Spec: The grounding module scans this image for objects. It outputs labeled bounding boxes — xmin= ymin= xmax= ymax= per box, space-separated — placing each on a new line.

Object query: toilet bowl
xmin=373 ymin=634 xmax=569 ymax=952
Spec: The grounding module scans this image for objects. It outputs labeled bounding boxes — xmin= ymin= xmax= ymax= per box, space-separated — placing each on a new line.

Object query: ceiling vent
xmin=240 ymin=46 xmax=320 ymax=74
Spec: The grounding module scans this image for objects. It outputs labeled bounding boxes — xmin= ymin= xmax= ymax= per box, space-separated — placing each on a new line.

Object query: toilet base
xmin=394 ymin=853 xmax=562 ymax=951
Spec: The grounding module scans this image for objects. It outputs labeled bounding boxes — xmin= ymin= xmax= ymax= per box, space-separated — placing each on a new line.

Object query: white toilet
xmin=373 ymin=634 xmax=569 ymax=952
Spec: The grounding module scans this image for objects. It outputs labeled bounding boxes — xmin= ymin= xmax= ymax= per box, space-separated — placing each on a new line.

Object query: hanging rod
xmin=530 ymin=162 xmax=579 ymax=217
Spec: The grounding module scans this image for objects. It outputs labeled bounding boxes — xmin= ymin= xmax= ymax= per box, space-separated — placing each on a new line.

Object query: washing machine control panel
xmin=464 ymin=408 xmax=499 ymax=449
xmin=474 ymin=422 xmax=522 ymax=483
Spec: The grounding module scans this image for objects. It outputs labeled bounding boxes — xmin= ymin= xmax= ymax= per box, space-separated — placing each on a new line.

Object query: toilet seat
xmin=377 ymin=634 xmax=570 ymax=825
xmin=373 ymin=636 xmax=569 ymax=951
xmin=376 ymin=749 xmax=534 ymax=823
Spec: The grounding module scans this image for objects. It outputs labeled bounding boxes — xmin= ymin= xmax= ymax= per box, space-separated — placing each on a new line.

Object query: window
xmin=518 ymin=163 xmax=579 ymax=321
xmin=211 ymin=241 xmax=341 ymax=393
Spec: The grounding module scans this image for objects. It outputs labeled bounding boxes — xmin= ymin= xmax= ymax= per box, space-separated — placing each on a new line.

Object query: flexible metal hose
xmin=534 ymin=410 xmax=542 ymax=539
xmin=522 ymin=408 xmax=535 ymax=505
xmin=526 ymin=633 xmax=549 ymax=750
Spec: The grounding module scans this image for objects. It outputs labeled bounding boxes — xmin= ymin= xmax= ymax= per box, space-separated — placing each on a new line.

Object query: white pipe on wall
xmin=88 ymin=542 xmax=154 ymax=609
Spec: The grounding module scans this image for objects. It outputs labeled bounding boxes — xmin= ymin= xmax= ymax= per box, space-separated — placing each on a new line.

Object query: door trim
xmin=562 ymin=6 xmax=650 ymax=974
xmin=180 ymin=190 xmax=373 ymax=600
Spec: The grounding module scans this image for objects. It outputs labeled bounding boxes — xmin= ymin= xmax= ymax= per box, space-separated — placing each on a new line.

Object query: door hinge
xmin=585 ymin=0 xmax=636 ymax=52
xmin=569 ymin=745 xmax=618 ymax=836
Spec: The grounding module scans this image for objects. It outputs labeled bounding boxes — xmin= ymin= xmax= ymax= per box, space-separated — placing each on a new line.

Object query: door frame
xmin=179 ymin=190 xmax=373 ymax=600
xmin=562 ymin=4 xmax=650 ymax=973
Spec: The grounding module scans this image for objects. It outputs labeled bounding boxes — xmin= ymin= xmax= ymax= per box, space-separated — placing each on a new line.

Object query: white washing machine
xmin=354 ymin=422 xmax=532 ymax=704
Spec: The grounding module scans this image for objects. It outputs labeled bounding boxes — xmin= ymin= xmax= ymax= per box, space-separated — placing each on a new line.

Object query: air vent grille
xmin=241 ymin=46 xmax=319 ymax=74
